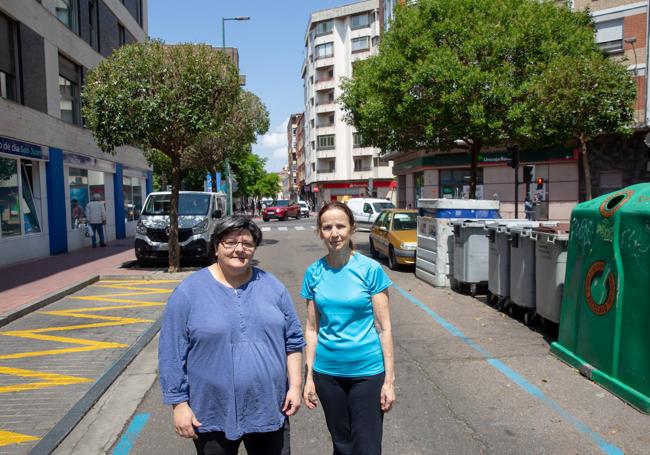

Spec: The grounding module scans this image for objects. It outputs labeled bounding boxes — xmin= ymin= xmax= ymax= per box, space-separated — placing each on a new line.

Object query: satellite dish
xmin=644 ymin=132 xmax=650 ymax=148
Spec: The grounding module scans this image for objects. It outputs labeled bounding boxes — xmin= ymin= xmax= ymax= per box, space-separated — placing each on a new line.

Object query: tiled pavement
xmin=0 ymin=277 xmax=181 ymax=454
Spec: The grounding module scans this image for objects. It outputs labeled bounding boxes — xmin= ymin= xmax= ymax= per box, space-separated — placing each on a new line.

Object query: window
xmin=69 ymin=168 xmax=105 ymax=226
xmin=351 ymin=13 xmax=370 ymax=29
xmin=440 ymin=168 xmax=484 ymax=199
xmin=56 ymin=0 xmax=79 ymax=33
xmin=136 ymin=0 xmax=143 ymax=27
xmin=372 ymin=36 xmax=379 ymax=48
xmin=0 ymin=13 xmax=17 ymax=102
xmin=315 ymin=20 xmax=333 ymax=36
xmin=595 ymin=19 xmax=624 ymax=54
xmin=354 ymin=158 xmax=371 ymax=172
xmin=123 ymin=176 xmax=143 ymax=222
xmin=353 ymin=133 xmax=364 ymax=148
xmin=118 ymin=23 xmax=126 ymax=46
xmin=88 ymin=0 xmax=99 ymax=50
xmin=352 ymin=36 xmax=370 ymax=53
xmin=59 ymin=54 xmax=81 ymax=125
xmin=0 ymin=157 xmax=43 ymax=238
xmin=315 ymin=42 xmax=334 ymax=59
xmin=317 ymin=135 xmax=335 ymax=150
xmin=373 ymin=157 xmax=389 ymax=167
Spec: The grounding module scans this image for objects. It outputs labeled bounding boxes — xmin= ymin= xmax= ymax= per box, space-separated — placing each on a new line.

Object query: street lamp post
xmin=221 ymin=16 xmax=249 ymax=215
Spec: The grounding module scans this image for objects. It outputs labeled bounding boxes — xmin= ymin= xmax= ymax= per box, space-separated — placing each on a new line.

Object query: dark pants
xmin=314 ymin=371 xmax=385 ymax=455
xmin=193 ymin=420 xmax=290 ymax=455
xmin=90 ymin=223 xmax=105 ymax=247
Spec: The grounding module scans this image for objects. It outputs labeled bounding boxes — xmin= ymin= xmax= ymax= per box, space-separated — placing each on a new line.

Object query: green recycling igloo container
xmin=550 ymin=183 xmax=650 ymax=413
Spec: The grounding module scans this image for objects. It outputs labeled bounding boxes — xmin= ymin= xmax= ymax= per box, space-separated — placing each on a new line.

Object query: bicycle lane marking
xmin=392 ymin=283 xmax=623 ymax=455
xmin=112 ymin=413 xmax=150 ymax=455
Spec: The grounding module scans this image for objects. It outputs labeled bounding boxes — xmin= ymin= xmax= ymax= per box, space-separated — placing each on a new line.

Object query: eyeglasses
xmin=220 ymin=240 xmax=256 ymax=251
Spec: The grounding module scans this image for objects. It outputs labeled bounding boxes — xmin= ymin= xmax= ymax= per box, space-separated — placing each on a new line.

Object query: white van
xmin=346 ymin=198 xmax=395 ymax=229
xmin=135 ymin=191 xmax=226 ymax=266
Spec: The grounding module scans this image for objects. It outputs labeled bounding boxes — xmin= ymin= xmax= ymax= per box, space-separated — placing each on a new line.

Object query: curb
xmin=0 ymin=276 xmax=100 ymax=329
xmin=29 ymin=319 xmax=162 ymax=455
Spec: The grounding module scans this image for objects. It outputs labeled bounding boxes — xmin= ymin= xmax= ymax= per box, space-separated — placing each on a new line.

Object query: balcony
xmin=317 ymin=148 xmax=337 ymax=159
xmin=315 ymin=125 xmax=335 ymax=135
xmin=352 ymin=146 xmax=375 ymax=157
xmin=315 ymin=103 xmax=336 ymax=114
xmin=315 ymin=57 xmax=334 ymax=69
xmin=352 ymin=169 xmax=374 ymax=180
xmin=315 ymin=78 xmax=336 ymax=91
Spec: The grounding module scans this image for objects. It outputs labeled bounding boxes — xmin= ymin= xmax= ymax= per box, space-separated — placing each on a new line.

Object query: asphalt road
xmin=84 ymin=219 xmax=650 ymax=454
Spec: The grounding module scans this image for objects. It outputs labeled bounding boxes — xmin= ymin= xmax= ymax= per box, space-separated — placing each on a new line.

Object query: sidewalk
xmin=0 ymin=238 xmax=146 ymax=322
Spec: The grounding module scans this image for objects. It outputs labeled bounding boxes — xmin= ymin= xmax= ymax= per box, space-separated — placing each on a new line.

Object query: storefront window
xmin=123 ymin=176 xmax=143 ymax=222
xmin=69 ymin=167 xmax=104 ymax=227
xmin=0 ymin=157 xmax=20 ymax=237
xmin=440 ymin=169 xmax=484 ymax=199
xmin=21 ymin=161 xmax=41 ymax=233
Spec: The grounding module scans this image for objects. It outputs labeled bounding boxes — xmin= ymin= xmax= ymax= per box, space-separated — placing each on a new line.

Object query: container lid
xmin=417 ymin=198 xmax=500 ymax=210
xmin=533 ymin=222 xmax=569 ymax=236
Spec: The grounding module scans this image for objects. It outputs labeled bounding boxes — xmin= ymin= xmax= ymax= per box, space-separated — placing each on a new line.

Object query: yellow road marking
xmin=0 ymin=366 xmax=93 ymax=393
xmin=0 ymin=430 xmax=40 ymax=447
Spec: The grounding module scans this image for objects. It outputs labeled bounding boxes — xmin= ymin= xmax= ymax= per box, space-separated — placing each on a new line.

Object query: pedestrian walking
xmin=524 ymin=196 xmax=535 ymax=221
xmin=159 ymin=216 xmax=304 ymax=455
xmin=85 ymin=193 xmax=106 ymax=247
xmin=301 ymin=201 xmax=395 ymax=455
xmin=256 ymin=200 xmax=262 ymax=216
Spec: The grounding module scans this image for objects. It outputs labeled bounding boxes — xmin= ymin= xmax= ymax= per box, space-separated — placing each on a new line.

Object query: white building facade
xmin=0 ymin=0 xmax=151 ymax=267
xmin=302 ymin=0 xmax=395 ymax=207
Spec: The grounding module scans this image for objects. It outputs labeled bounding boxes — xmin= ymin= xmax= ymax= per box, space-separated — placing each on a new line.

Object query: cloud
xmin=272 ymin=147 xmax=288 ymax=159
xmin=260 ymin=117 xmax=289 ymax=149
xmin=254 ymin=117 xmax=291 ymax=172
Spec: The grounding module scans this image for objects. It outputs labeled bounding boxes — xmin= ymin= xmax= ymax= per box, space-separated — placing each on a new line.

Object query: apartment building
xmin=294 ymin=112 xmax=307 ymax=204
xmin=302 ymin=0 xmax=395 ymax=207
xmin=0 ymin=0 xmax=151 ymax=267
xmin=287 ymin=112 xmax=301 ymax=199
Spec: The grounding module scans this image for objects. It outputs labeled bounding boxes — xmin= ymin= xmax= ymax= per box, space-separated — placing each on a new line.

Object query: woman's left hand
xmin=282 ymin=386 xmax=302 ymax=416
xmin=380 ymin=382 xmax=395 ymax=412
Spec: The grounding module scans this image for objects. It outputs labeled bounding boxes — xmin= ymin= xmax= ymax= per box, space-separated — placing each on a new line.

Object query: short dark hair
xmin=213 ymin=216 xmax=263 ymax=247
xmin=317 ymin=201 xmax=356 ymax=249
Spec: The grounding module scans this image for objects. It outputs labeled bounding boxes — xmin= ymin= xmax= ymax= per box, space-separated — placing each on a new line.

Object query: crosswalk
xmin=261 ymin=225 xmax=315 ymax=232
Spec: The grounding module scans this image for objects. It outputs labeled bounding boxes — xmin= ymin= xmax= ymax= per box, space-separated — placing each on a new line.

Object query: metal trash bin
xmin=451 ymin=220 xmax=489 ymax=296
xmin=509 ymin=225 xmax=538 ymax=325
xmin=486 ymin=221 xmax=539 ymax=308
xmin=551 ymin=183 xmax=650 ymax=413
xmin=534 ymin=224 xmax=570 ymax=325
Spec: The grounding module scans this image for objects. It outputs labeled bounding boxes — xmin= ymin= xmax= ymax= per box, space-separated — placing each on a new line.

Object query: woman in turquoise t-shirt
xmin=301 ymin=201 xmax=395 ymax=455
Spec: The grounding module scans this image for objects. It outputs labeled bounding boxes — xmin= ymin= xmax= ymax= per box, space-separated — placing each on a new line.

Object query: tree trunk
xmin=211 ymin=166 xmax=218 ymax=193
xmin=168 ymin=154 xmax=182 ymax=273
xmin=469 ymin=141 xmax=482 ymax=199
xmin=580 ymin=135 xmax=593 ymax=201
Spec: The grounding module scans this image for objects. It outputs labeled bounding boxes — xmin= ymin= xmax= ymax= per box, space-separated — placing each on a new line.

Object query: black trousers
xmin=313 ymin=371 xmax=385 ymax=455
xmin=193 ymin=420 xmax=290 ymax=455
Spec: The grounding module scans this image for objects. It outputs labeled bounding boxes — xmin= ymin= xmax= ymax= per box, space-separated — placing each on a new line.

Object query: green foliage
xmin=183 ymin=90 xmax=270 ymax=172
xmin=229 ymin=151 xmax=267 ymax=197
xmin=524 ymin=54 xmax=636 ymax=143
xmin=82 ymin=40 xmax=241 ymax=156
xmin=340 ymin=0 xmax=601 ymax=154
xmin=251 ymin=172 xmax=281 ymax=198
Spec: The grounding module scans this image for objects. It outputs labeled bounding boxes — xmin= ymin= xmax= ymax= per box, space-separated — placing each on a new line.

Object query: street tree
xmin=251 ymin=172 xmax=281 ymax=199
xmin=184 ymin=90 xmax=269 ymax=192
xmin=82 ymin=40 xmax=241 ymax=271
xmin=524 ymin=55 xmax=636 ymax=200
xmin=229 ymin=151 xmax=267 ymax=201
xmin=340 ymin=0 xmax=603 ymax=198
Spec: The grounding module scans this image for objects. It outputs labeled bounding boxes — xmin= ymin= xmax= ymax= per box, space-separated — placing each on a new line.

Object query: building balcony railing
xmin=315 ymin=78 xmax=336 ymax=91
xmin=315 ymin=57 xmax=335 ymax=69
xmin=315 ymin=125 xmax=335 ymax=135
xmin=353 ymin=166 xmax=373 ymax=172
xmin=315 ymin=103 xmax=336 ymax=114
xmin=351 ymin=146 xmax=375 ymax=156
xmin=316 ymin=148 xmax=337 ymax=159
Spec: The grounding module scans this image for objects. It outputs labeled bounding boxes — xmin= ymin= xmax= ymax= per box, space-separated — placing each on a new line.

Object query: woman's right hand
xmin=303 ymin=379 xmax=319 ymax=409
xmin=172 ymin=402 xmax=202 ymax=439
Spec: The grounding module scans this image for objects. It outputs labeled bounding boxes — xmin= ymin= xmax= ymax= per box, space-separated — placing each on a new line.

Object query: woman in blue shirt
xmin=159 ymin=216 xmax=305 ymax=455
xmin=302 ymin=201 xmax=395 ymax=455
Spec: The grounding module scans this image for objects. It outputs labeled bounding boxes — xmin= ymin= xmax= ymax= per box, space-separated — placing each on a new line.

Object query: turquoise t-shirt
xmin=301 ymin=252 xmax=392 ymax=377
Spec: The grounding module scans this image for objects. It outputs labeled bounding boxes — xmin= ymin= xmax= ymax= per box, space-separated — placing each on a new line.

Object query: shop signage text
xmin=0 ymin=136 xmax=44 ymax=160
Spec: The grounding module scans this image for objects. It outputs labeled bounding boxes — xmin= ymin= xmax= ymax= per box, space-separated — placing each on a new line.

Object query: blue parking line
xmin=112 ymin=413 xmax=150 ymax=455
xmin=392 ymin=284 xmax=623 ymax=455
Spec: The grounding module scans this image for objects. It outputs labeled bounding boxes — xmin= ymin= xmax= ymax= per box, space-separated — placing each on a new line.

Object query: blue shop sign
xmin=0 ymin=136 xmax=45 ymax=160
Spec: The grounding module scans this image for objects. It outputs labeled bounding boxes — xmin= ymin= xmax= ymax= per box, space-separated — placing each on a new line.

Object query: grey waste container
xmin=451 ymin=220 xmax=489 ymax=295
xmin=509 ymin=225 xmax=537 ymax=325
xmin=534 ymin=224 xmax=570 ymax=325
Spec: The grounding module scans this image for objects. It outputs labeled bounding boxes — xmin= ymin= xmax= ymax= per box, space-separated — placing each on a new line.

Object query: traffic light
xmin=536 ymin=177 xmax=544 ymax=189
xmin=507 ymin=146 xmax=519 ymax=168
xmin=523 ymin=165 xmax=535 ymax=183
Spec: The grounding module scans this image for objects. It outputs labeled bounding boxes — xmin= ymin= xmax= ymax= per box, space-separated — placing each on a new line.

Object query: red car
xmin=262 ymin=200 xmax=301 ymax=222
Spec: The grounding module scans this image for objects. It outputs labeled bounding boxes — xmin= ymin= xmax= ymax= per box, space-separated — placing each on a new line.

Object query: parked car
xmin=346 ymin=198 xmax=395 ymax=230
xmin=134 ymin=191 xmax=226 ymax=267
xmin=262 ymin=199 xmax=301 ymax=221
xmin=369 ymin=209 xmax=418 ymax=270
xmin=298 ymin=201 xmax=310 ymax=218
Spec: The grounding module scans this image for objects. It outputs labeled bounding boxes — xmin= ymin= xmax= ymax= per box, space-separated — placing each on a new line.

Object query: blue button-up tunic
xmin=158 ymin=267 xmax=305 ymax=440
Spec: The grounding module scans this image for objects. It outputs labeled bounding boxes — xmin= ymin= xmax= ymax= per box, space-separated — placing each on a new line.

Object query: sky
xmin=148 ymin=0 xmax=355 ymax=172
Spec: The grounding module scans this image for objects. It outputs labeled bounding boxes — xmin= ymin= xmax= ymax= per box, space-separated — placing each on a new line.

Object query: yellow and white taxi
xmin=368 ymin=209 xmax=418 ymax=270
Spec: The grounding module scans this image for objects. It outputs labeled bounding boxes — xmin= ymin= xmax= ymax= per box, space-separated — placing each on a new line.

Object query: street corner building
xmin=300 ymin=0 xmax=396 ymax=207
xmin=0 ymin=0 xmax=152 ymax=267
